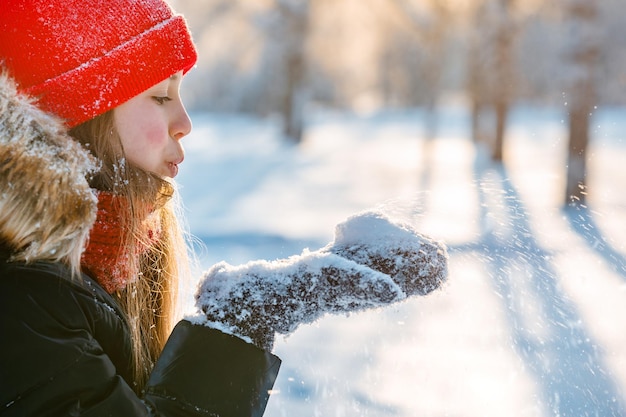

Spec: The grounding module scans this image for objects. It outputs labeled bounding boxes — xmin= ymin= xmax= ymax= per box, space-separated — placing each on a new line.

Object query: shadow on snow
xmin=564 ymin=205 xmax=626 ymax=280
xmin=448 ymin=154 xmax=625 ymax=416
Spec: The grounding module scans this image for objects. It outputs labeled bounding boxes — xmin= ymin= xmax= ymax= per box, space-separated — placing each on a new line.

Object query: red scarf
xmin=81 ymin=192 xmax=160 ymax=294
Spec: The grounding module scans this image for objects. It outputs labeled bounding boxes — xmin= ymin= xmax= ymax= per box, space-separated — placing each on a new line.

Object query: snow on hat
xmin=0 ymin=0 xmax=197 ymax=128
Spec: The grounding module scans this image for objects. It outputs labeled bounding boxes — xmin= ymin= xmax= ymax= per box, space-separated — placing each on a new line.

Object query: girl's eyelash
xmin=153 ymin=96 xmax=172 ymax=104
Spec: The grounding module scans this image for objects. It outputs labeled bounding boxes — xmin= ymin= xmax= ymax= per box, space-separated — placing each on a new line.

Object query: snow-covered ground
xmin=177 ymin=103 xmax=626 ymax=416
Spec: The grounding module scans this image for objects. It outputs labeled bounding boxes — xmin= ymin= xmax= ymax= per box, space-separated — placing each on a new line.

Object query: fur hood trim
xmin=0 ymin=73 xmax=97 ymax=272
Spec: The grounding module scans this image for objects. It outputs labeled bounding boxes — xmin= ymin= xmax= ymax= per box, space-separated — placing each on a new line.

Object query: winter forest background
xmin=170 ymin=0 xmax=626 ymax=206
xmin=168 ymin=0 xmax=626 ymax=415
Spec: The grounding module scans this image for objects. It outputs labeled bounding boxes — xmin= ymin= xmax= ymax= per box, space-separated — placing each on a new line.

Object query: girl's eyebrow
xmin=170 ymin=74 xmax=179 ymax=81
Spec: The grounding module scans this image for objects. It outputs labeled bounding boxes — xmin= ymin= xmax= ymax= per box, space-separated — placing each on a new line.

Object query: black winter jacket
xmin=0 ymin=254 xmax=281 ymax=416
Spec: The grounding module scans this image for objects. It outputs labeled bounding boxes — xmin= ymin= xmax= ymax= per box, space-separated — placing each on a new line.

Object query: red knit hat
xmin=0 ymin=0 xmax=197 ymax=128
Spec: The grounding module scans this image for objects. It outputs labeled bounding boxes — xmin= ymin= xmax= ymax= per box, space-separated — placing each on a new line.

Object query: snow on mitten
xmin=195 ymin=252 xmax=403 ymax=351
xmin=326 ymin=211 xmax=448 ymax=297
xmin=194 ymin=211 xmax=448 ymax=351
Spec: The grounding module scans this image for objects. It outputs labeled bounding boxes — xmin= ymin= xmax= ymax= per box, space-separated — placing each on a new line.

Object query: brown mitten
xmin=326 ymin=211 xmax=447 ymax=297
xmin=194 ymin=211 xmax=448 ymax=351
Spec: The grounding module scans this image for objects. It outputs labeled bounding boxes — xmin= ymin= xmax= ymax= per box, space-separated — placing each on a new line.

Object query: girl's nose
xmin=171 ymin=102 xmax=192 ymax=140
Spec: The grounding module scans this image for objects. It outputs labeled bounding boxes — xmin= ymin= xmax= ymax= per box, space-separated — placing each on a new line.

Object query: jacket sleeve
xmin=145 ymin=321 xmax=282 ymax=417
xmin=0 ymin=263 xmax=280 ymax=417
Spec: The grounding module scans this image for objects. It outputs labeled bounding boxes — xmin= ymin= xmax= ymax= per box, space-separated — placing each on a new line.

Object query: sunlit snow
xmin=177 ymin=102 xmax=626 ymax=416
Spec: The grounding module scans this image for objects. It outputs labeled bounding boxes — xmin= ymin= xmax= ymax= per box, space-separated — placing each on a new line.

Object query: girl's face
xmin=113 ymin=71 xmax=191 ymax=178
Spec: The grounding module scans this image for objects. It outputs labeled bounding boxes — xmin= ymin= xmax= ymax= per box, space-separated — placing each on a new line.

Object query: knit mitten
xmin=326 ymin=211 xmax=446 ymax=297
xmin=194 ymin=211 xmax=448 ymax=351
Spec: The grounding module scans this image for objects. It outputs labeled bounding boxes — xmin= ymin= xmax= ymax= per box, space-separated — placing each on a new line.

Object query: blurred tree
xmin=467 ymin=0 xmax=518 ymax=162
xmin=174 ymin=0 xmax=312 ymax=144
xmin=377 ymin=0 xmax=455 ymax=139
xmin=171 ymin=0 xmax=267 ymax=112
xmin=274 ymin=0 xmax=310 ymax=143
xmin=392 ymin=0 xmax=455 ymax=139
xmin=514 ymin=4 xmax=564 ymax=104
xmin=562 ymin=0 xmax=601 ymax=207
xmin=172 ymin=0 xmax=624 ymax=145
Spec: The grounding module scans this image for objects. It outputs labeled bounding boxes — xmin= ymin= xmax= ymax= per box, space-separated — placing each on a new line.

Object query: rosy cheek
xmin=120 ymin=123 xmax=163 ymax=170
xmin=144 ymin=125 xmax=166 ymax=146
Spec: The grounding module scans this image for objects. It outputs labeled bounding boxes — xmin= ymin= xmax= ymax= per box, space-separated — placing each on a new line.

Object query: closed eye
xmin=153 ymin=96 xmax=172 ymax=105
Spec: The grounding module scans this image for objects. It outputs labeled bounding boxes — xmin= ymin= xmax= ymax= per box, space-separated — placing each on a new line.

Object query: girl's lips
xmin=168 ymin=162 xmax=178 ymax=178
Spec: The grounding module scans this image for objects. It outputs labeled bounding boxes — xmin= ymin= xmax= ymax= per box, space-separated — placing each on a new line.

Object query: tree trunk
xmin=278 ymin=0 xmax=309 ymax=144
xmin=565 ymin=105 xmax=590 ymax=205
xmin=492 ymin=99 xmax=508 ymax=162
xmin=563 ymin=0 xmax=599 ymax=207
xmin=491 ymin=0 xmax=515 ymax=162
xmin=466 ymin=0 xmax=516 ymax=162
xmin=282 ymin=52 xmax=306 ymax=143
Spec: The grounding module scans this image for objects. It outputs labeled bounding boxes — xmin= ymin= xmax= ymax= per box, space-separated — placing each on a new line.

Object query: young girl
xmin=0 ymin=1 xmax=447 ymax=416
xmin=0 ymin=1 xmax=281 ymax=415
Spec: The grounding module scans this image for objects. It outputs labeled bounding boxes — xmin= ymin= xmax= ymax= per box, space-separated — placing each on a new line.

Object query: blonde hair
xmin=0 ymin=73 xmax=97 ymax=275
xmin=69 ymin=111 xmax=193 ymax=391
